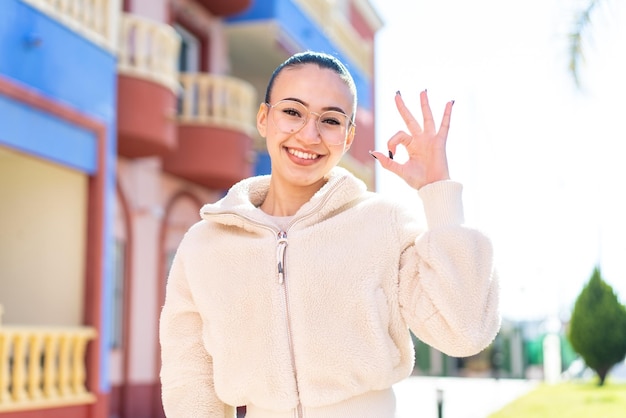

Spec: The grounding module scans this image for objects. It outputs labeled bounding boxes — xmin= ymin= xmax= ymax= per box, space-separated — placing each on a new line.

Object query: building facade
xmin=0 ymin=1 xmax=382 ymax=417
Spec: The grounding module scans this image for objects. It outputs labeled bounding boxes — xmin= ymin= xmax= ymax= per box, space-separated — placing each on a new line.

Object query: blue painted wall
xmin=0 ymin=0 xmax=117 ymax=393
xmin=0 ymin=95 xmax=98 ymax=172
xmin=0 ymin=0 xmax=117 ymax=124
xmin=255 ymin=151 xmax=272 ymax=176
xmin=227 ymin=0 xmax=373 ymax=111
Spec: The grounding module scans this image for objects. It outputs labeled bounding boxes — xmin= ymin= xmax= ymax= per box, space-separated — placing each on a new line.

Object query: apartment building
xmin=0 ymin=0 xmax=382 ymax=417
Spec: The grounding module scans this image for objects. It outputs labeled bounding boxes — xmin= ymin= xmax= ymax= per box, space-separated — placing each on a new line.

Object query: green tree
xmin=568 ymin=266 xmax=626 ymax=385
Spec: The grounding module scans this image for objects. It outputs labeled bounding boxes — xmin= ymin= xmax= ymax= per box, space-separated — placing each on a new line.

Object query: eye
xmin=282 ymin=107 xmax=303 ymax=118
xmin=320 ymin=112 xmax=345 ymax=127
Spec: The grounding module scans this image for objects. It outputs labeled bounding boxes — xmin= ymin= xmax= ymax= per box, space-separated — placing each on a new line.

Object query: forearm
xmin=159 ymin=255 xmax=233 ymax=417
xmin=399 ymin=227 xmax=500 ymax=357
xmin=399 ymin=181 xmax=500 ymax=356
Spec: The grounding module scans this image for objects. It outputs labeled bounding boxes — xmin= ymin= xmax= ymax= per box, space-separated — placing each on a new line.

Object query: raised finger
xmin=394 ymin=92 xmax=423 ymax=135
xmin=438 ymin=100 xmax=454 ymax=141
xmin=420 ymin=90 xmax=436 ymax=132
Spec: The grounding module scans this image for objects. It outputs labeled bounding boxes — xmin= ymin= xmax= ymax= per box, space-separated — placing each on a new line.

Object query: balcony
xmin=0 ymin=324 xmax=97 ymax=413
xmin=196 ymin=0 xmax=252 ymax=17
xmin=226 ymin=0 xmax=375 ymax=80
xmin=163 ymin=74 xmax=257 ymax=190
xmin=292 ymin=0 xmax=372 ymax=75
xmin=224 ymin=0 xmax=377 ymax=114
xmin=21 ymin=0 xmax=120 ymax=52
xmin=116 ymin=14 xmax=181 ymax=158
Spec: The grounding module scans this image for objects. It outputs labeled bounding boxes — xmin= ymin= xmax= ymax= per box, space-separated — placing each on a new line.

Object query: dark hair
xmin=264 ymin=51 xmax=357 ymax=120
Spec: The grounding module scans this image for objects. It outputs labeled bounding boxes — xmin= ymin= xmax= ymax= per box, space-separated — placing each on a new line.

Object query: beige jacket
xmin=159 ymin=167 xmax=500 ymax=417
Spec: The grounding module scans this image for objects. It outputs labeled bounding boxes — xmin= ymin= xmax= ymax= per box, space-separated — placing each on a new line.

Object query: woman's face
xmin=257 ymin=64 xmax=355 ymax=190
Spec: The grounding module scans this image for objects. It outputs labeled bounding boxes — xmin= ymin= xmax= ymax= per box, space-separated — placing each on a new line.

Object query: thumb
xmin=369 ymin=150 xmax=400 ymax=173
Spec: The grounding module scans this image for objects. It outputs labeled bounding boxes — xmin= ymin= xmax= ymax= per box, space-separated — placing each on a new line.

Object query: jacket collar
xmin=200 ymin=167 xmax=366 ymax=229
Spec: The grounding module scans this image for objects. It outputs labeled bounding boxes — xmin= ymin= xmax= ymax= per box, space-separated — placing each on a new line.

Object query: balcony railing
xmin=293 ymin=0 xmax=372 ymax=75
xmin=0 ymin=325 xmax=97 ymax=412
xmin=21 ymin=0 xmax=120 ymax=52
xmin=118 ymin=13 xmax=181 ymax=94
xmin=178 ymin=73 xmax=257 ymax=135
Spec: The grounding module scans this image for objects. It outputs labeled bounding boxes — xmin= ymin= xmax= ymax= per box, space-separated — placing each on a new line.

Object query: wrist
xmin=418 ymin=180 xmax=464 ymax=228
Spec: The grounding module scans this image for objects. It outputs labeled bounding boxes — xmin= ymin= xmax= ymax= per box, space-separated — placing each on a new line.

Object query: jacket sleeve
xmin=397 ymin=180 xmax=501 ymax=357
xmin=159 ymin=246 xmax=235 ymax=417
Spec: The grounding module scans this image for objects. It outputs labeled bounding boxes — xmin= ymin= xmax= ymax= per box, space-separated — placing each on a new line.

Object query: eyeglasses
xmin=265 ymin=100 xmax=354 ymax=145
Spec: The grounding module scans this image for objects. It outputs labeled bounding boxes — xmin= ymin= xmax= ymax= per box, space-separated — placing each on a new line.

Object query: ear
xmin=256 ymin=103 xmax=269 ymax=138
xmin=343 ymin=124 xmax=356 ymax=152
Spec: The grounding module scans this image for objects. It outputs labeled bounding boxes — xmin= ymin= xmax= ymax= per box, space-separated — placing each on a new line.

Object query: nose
xmin=297 ymin=114 xmax=322 ymax=144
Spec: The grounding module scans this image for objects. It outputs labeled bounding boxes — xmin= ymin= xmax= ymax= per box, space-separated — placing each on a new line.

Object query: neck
xmin=260 ymin=178 xmax=327 ymax=216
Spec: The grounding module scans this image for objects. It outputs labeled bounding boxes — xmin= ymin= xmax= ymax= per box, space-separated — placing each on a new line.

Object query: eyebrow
xmin=282 ymin=97 xmax=348 ymax=115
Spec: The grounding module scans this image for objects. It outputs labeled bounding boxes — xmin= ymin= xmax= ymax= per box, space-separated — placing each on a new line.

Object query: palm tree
xmin=569 ymin=0 xmax=607 ymax=88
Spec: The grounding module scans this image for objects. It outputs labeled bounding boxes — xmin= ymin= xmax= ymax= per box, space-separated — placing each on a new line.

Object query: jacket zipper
xmin=277 ymin=231 xmax=288 ymax=285
xmin=274 ymin=181 xmax=345 ymax=418
xmin=204 ymin=176 xmax=347 ymax=417
xmin=275 ymin=230 xmax=304 ymax=418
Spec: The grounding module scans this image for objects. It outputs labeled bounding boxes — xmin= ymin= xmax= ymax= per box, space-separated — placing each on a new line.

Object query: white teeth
xmin=288 ymin=148 xmax=319 ymax=160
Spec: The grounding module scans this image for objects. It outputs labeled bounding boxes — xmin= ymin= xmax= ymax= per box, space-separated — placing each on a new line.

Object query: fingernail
xmin=388 ymin=150 xmax=394 ymax=160
xmin=396 ymin=90 xmax=401 ymax=96
xmin=368 ymin=150 xmax=378 ymax=160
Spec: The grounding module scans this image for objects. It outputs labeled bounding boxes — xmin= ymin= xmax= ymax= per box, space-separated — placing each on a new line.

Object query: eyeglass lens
xmin=270 ymin=100 xmax=350 ymax=144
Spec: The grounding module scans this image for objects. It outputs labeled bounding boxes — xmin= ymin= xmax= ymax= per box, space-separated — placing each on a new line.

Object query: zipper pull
xmin=276 ymin=231 xmax=288 ymax=284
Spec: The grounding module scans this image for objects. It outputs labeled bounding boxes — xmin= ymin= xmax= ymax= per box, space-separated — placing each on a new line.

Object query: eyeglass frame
xmin=264 ymin=99 xmax=356 ymax=145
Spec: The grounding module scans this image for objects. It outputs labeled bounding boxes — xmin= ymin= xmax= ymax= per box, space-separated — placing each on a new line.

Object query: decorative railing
xmin=0 ymin=325 xmax=97 ymax=412
xmin=21 ymin=0 xmax=120 ymax=52
xmin=118 ymin=13 xmax=182 ymax=94
xmin=293 ymin=0 xmax=372 ymax=75
xmin=178 ymin=73 xmax=257 ymax=135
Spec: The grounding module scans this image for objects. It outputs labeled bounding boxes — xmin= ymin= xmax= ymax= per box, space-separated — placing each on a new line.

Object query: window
xmin=174 ymin=24 xmax=200 ymax=73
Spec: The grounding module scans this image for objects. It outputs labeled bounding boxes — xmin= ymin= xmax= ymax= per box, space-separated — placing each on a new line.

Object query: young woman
xmin=160 ymin=51 xmax=500 ymax=417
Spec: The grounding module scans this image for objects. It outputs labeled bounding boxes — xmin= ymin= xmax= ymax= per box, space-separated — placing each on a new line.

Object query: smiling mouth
xmin=287 ymin=147 xmax=321 ymax=160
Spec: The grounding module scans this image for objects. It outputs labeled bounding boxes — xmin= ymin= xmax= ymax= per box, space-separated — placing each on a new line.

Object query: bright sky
xmin=370 ymin=0 xmax=626 ymax=321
